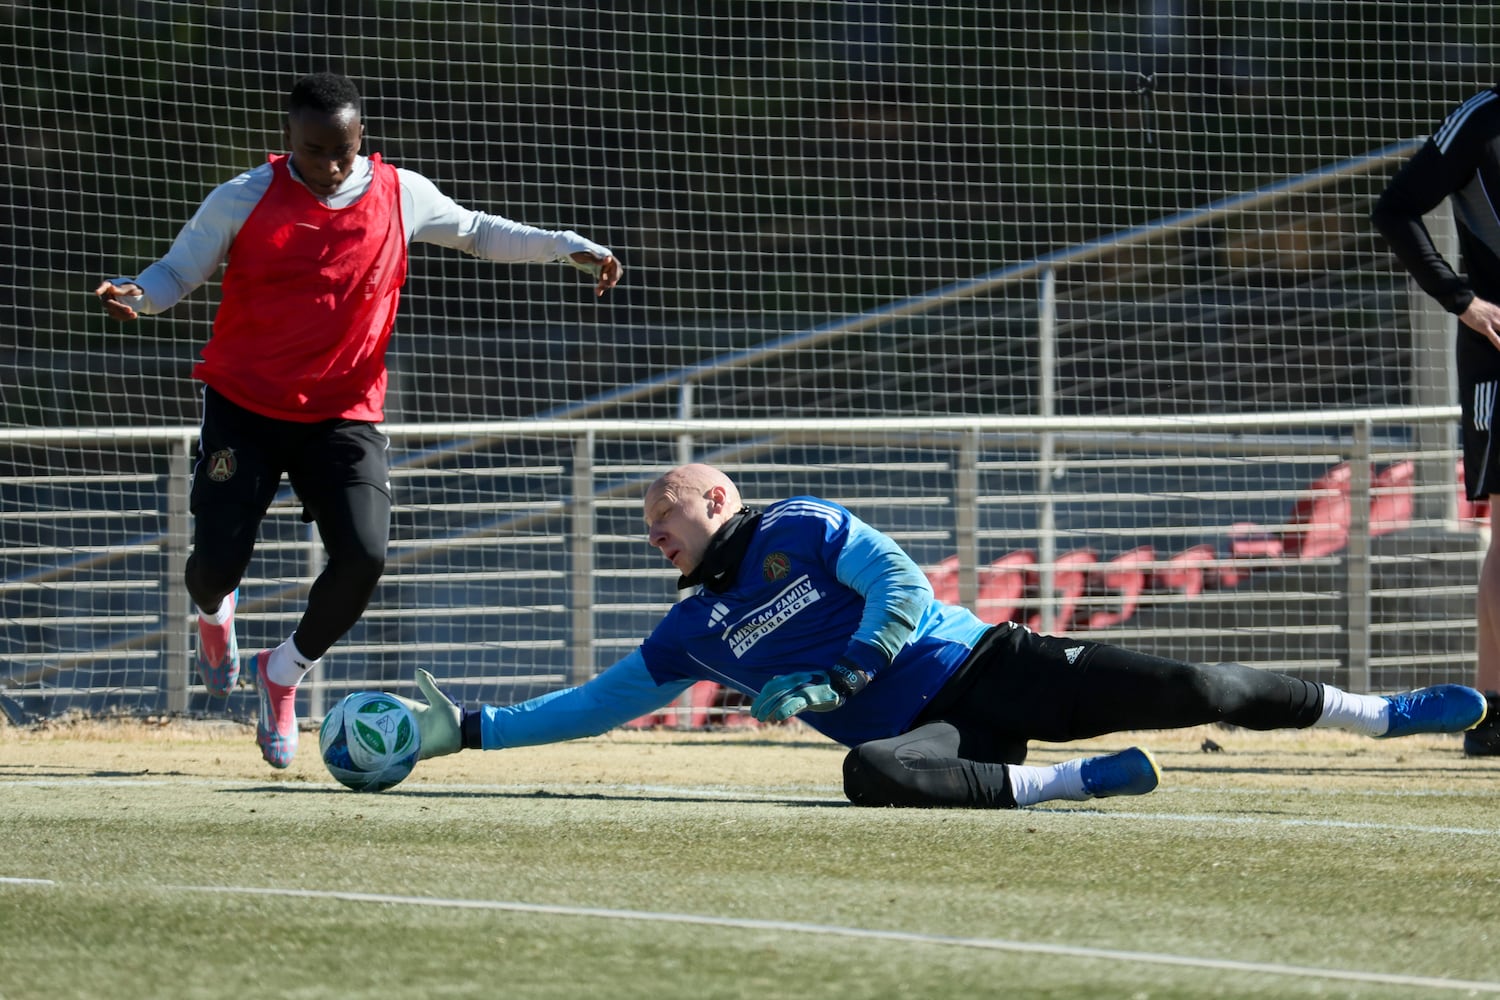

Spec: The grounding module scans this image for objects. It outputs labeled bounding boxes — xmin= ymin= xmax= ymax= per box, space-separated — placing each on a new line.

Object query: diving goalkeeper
xmin=397 ymin=463 xmax=1487 ymax=809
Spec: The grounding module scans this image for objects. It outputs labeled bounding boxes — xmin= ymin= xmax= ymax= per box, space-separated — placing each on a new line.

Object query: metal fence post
xmin=1410 ymin=208 xmax=1458 ymax=522
xmin=569 ymin=431 xmax=597 ymax=687
xmin=1346 ymin=422 xmax=1373 ymax=693
xmin=1036 ymin=267 xmax=1059 ymax=632
xmin=677 ymin=380 xmax=695 ymax=465
xmin=955 ymin=430 xmax=980 ymax=609
xmin=164 ymin=435 xmax=193 ymax=714
xmin=305 ymin=507 xmax=327 ymax=721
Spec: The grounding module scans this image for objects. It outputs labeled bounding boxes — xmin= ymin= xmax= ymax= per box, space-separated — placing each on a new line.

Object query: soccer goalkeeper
xmin=398 ymin=463 xmax=1487 ymax=809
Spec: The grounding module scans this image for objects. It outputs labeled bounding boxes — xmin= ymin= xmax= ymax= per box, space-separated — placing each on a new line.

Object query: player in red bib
xmin=95 ymin=73 xmax=622 ymax=769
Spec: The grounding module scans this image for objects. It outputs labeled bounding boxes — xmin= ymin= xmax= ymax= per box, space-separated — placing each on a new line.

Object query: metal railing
xmin=0 ymin=408 xmax=1483 ymax=721
xmin=1 ymin=142 xmax=1462 ymax=720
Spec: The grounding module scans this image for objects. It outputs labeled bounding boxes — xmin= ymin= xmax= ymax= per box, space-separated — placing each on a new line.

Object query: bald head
xmin=643 ymin=464 xmax=743 ymax=575
xmin=648 ymin=464 xmax=740 ymax=508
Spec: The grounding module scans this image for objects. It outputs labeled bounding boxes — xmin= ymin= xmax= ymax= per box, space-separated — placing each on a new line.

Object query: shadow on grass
xmin=217 ymin=783 xmax=851 ymax=807
xmin=1161 ymin=761 xmax=1480 ymax=780
xmin=0 ymin=764 xmax=211 ymax=779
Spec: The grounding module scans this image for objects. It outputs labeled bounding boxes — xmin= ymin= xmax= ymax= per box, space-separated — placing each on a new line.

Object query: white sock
xmin=265 ymin=636 xmax=321 ymax=689
xmin=1007 ymin=758 xmax=1088 ymax=807
xmin=1314 ymin=684 xmax=1389 ymax=736
xmin=200 ymin=596 xmax=234 ymax=626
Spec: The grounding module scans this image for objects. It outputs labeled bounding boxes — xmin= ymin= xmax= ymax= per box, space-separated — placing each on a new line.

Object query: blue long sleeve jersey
xmin=476 ymin=497 xmax=993 ymax=750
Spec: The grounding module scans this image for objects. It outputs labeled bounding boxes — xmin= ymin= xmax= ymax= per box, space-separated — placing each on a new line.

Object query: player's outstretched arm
xmin=393 ymin=668 xmax=463 ymax=760
xmin=93 ymin=280 xmax=143 ymax=321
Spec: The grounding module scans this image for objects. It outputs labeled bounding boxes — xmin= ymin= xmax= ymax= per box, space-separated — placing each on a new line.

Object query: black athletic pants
xmin=183 ymin=387 xmax=391 ymax=660
xmin=842 ymin=623 xmax=1325 ymax=809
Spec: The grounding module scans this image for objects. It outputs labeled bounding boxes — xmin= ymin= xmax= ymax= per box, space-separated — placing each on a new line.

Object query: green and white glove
xmin=393 ymin=668 xmax=464 ymax=760
xmin=751 ymin=660 xmax=872 ymax=723
xmin=751 ymin=672 xmax=839 ymax=722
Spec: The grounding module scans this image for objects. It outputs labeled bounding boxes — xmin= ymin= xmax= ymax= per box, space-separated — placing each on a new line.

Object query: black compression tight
xmin=185 ymin=483 xmax=389 ymax=660
xmin=843 ymin=627 xmax=1325 ymax=808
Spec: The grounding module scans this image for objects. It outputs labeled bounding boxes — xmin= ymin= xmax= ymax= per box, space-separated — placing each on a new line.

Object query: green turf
xmin=2 ymin=749 xmax=1498 ymax=999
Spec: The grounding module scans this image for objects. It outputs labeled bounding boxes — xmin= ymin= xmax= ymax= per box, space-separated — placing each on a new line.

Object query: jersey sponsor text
xmin=725 ymin=575 xmax=822 ymax=657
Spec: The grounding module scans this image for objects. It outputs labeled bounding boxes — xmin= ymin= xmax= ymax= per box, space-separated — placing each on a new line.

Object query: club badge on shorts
xmin=205 ymin=448 xmax=237 ymax=482
xmin=763 ymin=552 xmax=791 ymax=581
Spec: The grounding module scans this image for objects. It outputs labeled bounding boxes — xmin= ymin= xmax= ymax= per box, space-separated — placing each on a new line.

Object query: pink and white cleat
xmin=250 ymin=650 xmax=299 ymax=768
xmin=195 ymin=589 xmax=240 ymax=696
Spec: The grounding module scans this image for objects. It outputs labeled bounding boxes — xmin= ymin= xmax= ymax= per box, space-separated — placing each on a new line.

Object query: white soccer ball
xmin=319 ymin=691 xmax=421 ymax=792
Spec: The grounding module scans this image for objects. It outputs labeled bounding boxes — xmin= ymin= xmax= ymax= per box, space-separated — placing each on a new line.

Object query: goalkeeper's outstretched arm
xmin=398 ymin=651 xmax=693 ymax=759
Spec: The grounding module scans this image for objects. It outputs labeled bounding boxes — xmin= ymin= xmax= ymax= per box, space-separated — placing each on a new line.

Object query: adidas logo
xmin=1064 ymin=645 xmax=1083 ymax=664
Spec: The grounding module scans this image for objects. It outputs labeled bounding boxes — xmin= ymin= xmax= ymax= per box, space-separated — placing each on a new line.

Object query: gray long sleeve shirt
xmin=115 ymin=154 xmax=612 ymax=314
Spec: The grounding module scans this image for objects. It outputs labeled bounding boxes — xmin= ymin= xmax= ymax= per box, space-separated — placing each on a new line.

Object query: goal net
xmin=1 ymin=3 xmax=1490 ymax=721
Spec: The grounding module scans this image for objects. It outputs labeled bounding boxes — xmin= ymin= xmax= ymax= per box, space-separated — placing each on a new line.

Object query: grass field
xmin=2 ymin=718 xmax=1497 ymax=1000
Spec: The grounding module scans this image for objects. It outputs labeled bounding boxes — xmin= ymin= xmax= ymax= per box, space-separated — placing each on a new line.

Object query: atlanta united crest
xmin=763 ymin=551 xmax=791 ymax=581
xmin=205 ymin=448 xmax=237 ymax=482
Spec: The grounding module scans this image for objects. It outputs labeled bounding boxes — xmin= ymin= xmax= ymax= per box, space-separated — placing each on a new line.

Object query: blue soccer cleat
xmin=1080 ymin=746 xmax=1162 ymax=799
xmin=1379 ymin=684 xmax=1487 ymax=739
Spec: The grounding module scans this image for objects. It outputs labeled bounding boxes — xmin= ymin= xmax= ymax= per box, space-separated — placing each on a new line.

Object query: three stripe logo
xmin=1434 ymin=89 xmax=1498 ymax=153
xmin=1476 ymin=381 xmax=1497 ymax=432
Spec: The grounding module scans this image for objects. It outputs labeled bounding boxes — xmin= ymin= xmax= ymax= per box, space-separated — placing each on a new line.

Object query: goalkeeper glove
xmin=393 ymin=668 xmax=464 ymax=760
xmin=750 ymin=661 xmax=870 ymax=723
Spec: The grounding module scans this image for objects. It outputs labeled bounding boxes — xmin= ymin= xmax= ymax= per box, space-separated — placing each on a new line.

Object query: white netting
xmin=1 ymin=3 xmax=1493 ymax=718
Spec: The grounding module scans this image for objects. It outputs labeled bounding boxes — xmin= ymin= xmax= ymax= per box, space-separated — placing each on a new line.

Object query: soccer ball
xmin=319 ymin=691 xmax=421 ymax=792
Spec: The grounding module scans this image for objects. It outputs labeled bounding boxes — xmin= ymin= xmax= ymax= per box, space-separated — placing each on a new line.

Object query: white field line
xmin=4 ymin=775 xmax=1497 ymax=995
xmin=4 ymin=873 xmax=1496 ymax=990
xmin=123 ymin=883 xmax=1493 ymax=994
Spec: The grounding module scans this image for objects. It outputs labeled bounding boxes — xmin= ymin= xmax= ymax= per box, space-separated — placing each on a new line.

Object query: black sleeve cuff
xmin=1443 ymin=289 xmax=1476 ymax=315
xmin=461 ymin=709 xmax=482 ymax=750
xmin=827 ymin=659 xmax=870 ymax=699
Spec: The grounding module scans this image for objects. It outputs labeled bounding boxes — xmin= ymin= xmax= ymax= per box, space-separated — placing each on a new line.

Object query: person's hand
xmin=93 ymin=280 xmax=143 ymax=321
xmin=392 ymin=668 xmax=463 ymax=759
xmin=750 ymin=671 xmax=843 ymax=723
xmin=1460 ymin=295 xmax=1500 ymax=351
xmin=568 ymin=252 xmax=623 ymax=297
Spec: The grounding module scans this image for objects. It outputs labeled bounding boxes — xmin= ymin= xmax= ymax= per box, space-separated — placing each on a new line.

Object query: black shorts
xmin=190 ymin=386 xmax=392 ymax=523
xmin=909 ymin=623 xmax=1106 ymax=763
xmin=1458 ymin=325 xmax=1500 ymax=500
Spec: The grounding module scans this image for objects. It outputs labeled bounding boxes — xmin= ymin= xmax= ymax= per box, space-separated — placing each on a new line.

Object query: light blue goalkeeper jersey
xmin=477 ymin=497 xmax=993 ymax=749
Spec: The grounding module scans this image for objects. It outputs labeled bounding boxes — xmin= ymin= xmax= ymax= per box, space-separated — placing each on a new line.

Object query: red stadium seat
xmin=975 ymin=549 xmax=1037 ymax=624
xmin=1219 ymin=523 xmax=1283 ymax=587
xmin=624 ymin=681 xmax=722 ymax=729
xmin=924 ymin=555 xmax=960 ymax=604
xmin=1282 ymin=462 xmax=1352 ymax=559
xmin=717 ymin=685 xmax=762 ymax=728
xmin=1370 ymin=460 xmax=1415 ymax=536
xmin=1458 ymin=459 xmax=1491 ymax=524
xmin=1156 ymin=543 xmax=1217 ymax=597
xmin=681 ymin=680 xmax=721 ymax=728
xmin=1085 ymin=545 xmax=1155 ymax=630
xmin=1026 ymin=548 xmax=1098 ymax=633
xmin=623 ymin=711 xmax=664 ymax=729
